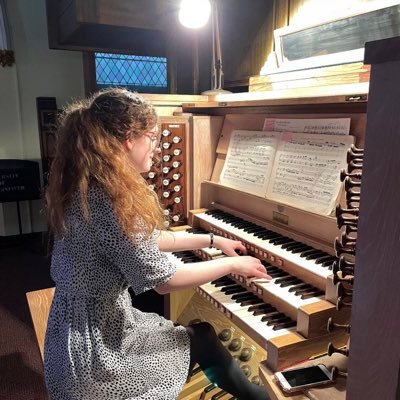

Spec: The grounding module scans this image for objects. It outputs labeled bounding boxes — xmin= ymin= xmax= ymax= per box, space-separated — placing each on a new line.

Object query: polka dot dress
xmin=44 ymin=186 xmax=190 ymax=399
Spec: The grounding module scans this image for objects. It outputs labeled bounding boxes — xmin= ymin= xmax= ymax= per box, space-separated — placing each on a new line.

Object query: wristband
xmin=209 ymin=232 xmax=214 ymax=248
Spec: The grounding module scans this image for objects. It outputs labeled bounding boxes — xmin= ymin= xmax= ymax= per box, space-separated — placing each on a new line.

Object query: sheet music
xmin=266 ymin=133 xmax=354 ymax=215
xmin=220 ymin=130 xmax=280 ymax=197
xmin=263 ymin=118 xmax=350 ymax=135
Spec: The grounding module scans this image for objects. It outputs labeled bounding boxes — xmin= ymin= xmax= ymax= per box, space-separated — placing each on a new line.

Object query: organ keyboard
xmin=190 ymin=209 xmax=350 ymax=339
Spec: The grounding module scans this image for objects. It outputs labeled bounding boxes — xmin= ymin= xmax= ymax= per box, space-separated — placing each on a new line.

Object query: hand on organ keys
xmin=230 ymin=255 xmax=272 ymax=282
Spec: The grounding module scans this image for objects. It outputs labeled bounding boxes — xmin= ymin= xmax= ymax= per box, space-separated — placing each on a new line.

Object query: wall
xmin=0 ymin=0 xmax=84 ymax=235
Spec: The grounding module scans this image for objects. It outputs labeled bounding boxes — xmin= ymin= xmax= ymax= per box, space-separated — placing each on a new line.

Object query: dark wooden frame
xmin=346 ymin=36 xmax=400 ymax=399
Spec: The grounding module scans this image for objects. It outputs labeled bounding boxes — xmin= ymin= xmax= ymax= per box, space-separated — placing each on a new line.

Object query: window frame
xmin=83 ymin=52 xmax=169 ymax=95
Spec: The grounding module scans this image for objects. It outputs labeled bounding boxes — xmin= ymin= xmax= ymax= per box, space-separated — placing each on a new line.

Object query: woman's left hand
xmin=213 ymin=236 xmax=247 ymax=257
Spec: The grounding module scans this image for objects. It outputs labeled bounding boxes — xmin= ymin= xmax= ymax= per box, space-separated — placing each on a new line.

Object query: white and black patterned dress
xmin=44 ymin=186 xmax=190 ymax=400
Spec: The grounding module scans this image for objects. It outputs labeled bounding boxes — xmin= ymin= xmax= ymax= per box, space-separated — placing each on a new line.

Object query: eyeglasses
xmin=144 ymin=132 xmax=161 ymax=149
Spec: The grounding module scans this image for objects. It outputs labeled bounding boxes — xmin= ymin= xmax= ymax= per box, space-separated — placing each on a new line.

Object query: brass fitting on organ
xmin=335 ymin=237 xmax=356 ymax=257
xmin=336 ymin=204 xmax=359 ymax=218
xmin=332 ymin=261 xmax=354 ymax=278
xmin=337 ymin=215 xmax=358 ymax=229
xmin=339 ymin=231 xmax=357 ymax=246
xmin=337 ymin=282 xmax=353 ymax=297
xmin=333 ymin=272 xmax=354 ymax=285
xmin=327 ymin=317 xmax=351 ymax=334
xmin=340 ymin=168 xmax=362 ymax=181
xmin=347 ymin=160 xmax=363 ymax=173
xmin=344 ymin=177 xmax=361 ymax=191
xmin=337 ymin=295 xmax=352 ymax=310
xmin=350 ymin=144 xmax=364 ymax=155
xmin=327 ymin=342 xmax=349 ymax=357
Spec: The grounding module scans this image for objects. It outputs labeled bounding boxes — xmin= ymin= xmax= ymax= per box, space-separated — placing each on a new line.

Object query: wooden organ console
xmin=161 ymin=84 xmax=367 ymax=400
xmin=155 ymin=37 xmax=400 ymax=400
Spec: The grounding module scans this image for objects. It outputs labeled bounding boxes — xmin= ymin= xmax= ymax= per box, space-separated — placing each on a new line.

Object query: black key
xmin=288 ymin=283 xmax=311 ymax=292
xmin=300 ymin=249 xmax=321 ymax=257
xmin=224 ymin=287 xmax=247 ymax=295
xmin=294 ymin=286 xmax=315 ymax=296
xmin=221 ymin=284 xmax=243 ymax=293
xmin=315 ymin=255 xmax=337 ymax=264
xmin=213 ymin=277 xmax=234 ymax=285
xmin=180 ymin=256 xmax=200 ymax=263
xmin=262 ymin=312 xmax=286 ymax=323
xmin=240 ymin=298 xmax=264 ymax=307
xmin=231 ymin=292 xmax=254 ymax=301
xmin=245 ymin=226 xmax=267 ymax=234
xmin=273 ymin=320 xmax=297 ymax=330
xmin=301 ymin=290 xmax=324 ymax=300
xmin=281 ymin=240 xmax=300 ymax=249
xmin=322 ymin=259 xmax=337 ymax=269
xmin=253 ymin=306 xmax=276 ymax=316
xmin=267 ymin=316 xmax=292 ymax=326
xmin=280 ymin=278 xmax=302 ymax=288
xmin=270 ymin=236 xmax=292 ymax=245
xmin=274 ymin=276 xmax=297 ymax=285
xmin=291 ymin=245 xmax=313 ymax=254
xmin=305 ymin=251 xmax=327 ymax=260
xmin=271 ymin=272 xmax=291 ymax=279
xmin=254 ymin=231 xmax=279 ymax=239
xmin=261 ymin=311 xmax=283 ymax=322
xmin=248 ymin=303 xmax=274 ymax=313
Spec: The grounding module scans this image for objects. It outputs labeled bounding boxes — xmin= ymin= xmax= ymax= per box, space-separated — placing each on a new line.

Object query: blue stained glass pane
xmin=94 ymin=52 xmax=167 ymax=90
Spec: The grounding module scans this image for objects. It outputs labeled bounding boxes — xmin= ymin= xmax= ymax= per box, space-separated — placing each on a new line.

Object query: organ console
xmin=161 ymin=36 xmax=400 ymax=400
xmin=163 ymin=88 xmax=363 ymax=399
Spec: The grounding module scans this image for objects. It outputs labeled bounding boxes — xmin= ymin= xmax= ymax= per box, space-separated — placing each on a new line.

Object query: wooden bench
xmin=26 ymin=287 xmax=55 ymax=361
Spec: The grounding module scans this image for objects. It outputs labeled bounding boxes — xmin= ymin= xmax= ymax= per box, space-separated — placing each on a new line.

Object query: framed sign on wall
xmin=273 ymin=0 xmax=400 ymax=71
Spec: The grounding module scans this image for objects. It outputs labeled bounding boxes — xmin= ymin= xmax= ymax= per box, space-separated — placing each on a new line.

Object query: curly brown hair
xmin=45 ymin=88 xmax=164 ymax=237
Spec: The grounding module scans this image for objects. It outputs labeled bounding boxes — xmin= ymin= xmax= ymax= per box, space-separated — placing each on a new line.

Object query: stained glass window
xmin=95 ymin=53 xmax=168 ymax=93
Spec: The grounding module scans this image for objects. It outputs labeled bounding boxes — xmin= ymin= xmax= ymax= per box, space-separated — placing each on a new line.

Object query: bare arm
xmin=155 ymin=255 xmax=270 ymax=294
xmin=156 ymin=230 xmax=247 ymax=256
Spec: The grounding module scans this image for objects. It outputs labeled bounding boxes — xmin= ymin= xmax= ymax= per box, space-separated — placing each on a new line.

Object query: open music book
xmin=220 ymin=130 xmax=354 ymax=215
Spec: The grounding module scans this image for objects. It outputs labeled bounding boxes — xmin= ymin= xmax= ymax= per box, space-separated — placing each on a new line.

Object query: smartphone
xmin=274 ymin=364 xmax=334 ymax=393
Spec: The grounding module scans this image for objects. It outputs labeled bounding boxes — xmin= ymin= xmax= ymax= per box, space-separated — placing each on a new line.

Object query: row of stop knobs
xmin=149 ymin=128 xmax=185 ymax=225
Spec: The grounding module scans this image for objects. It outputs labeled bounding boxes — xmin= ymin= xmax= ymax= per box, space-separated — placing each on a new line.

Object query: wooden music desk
xmin=259 ymin=353 xmax=347 ymax=400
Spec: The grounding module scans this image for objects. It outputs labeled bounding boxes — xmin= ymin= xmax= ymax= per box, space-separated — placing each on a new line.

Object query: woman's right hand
xmin=227 ymin=256 xmax=272 ymax=280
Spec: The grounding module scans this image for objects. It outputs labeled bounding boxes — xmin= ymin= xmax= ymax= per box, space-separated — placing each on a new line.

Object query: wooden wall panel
xmin=220 ymin=0 xmax=275 ymax=89
xmin=274 ymin=0 xmax=290 ymax=29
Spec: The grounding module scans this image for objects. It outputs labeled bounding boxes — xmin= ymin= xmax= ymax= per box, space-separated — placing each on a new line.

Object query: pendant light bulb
xmin=179 ymin=0 xmax=211 ymax=29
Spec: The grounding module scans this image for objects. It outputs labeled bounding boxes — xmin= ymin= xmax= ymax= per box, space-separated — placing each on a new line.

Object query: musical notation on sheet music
xmin=263 ymin=118 xmax=351 ymax=135
xmin=220 ymin=130 xmax=279 ymax=197
xmin=267 ymin=133 xmax=354 ymax=215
